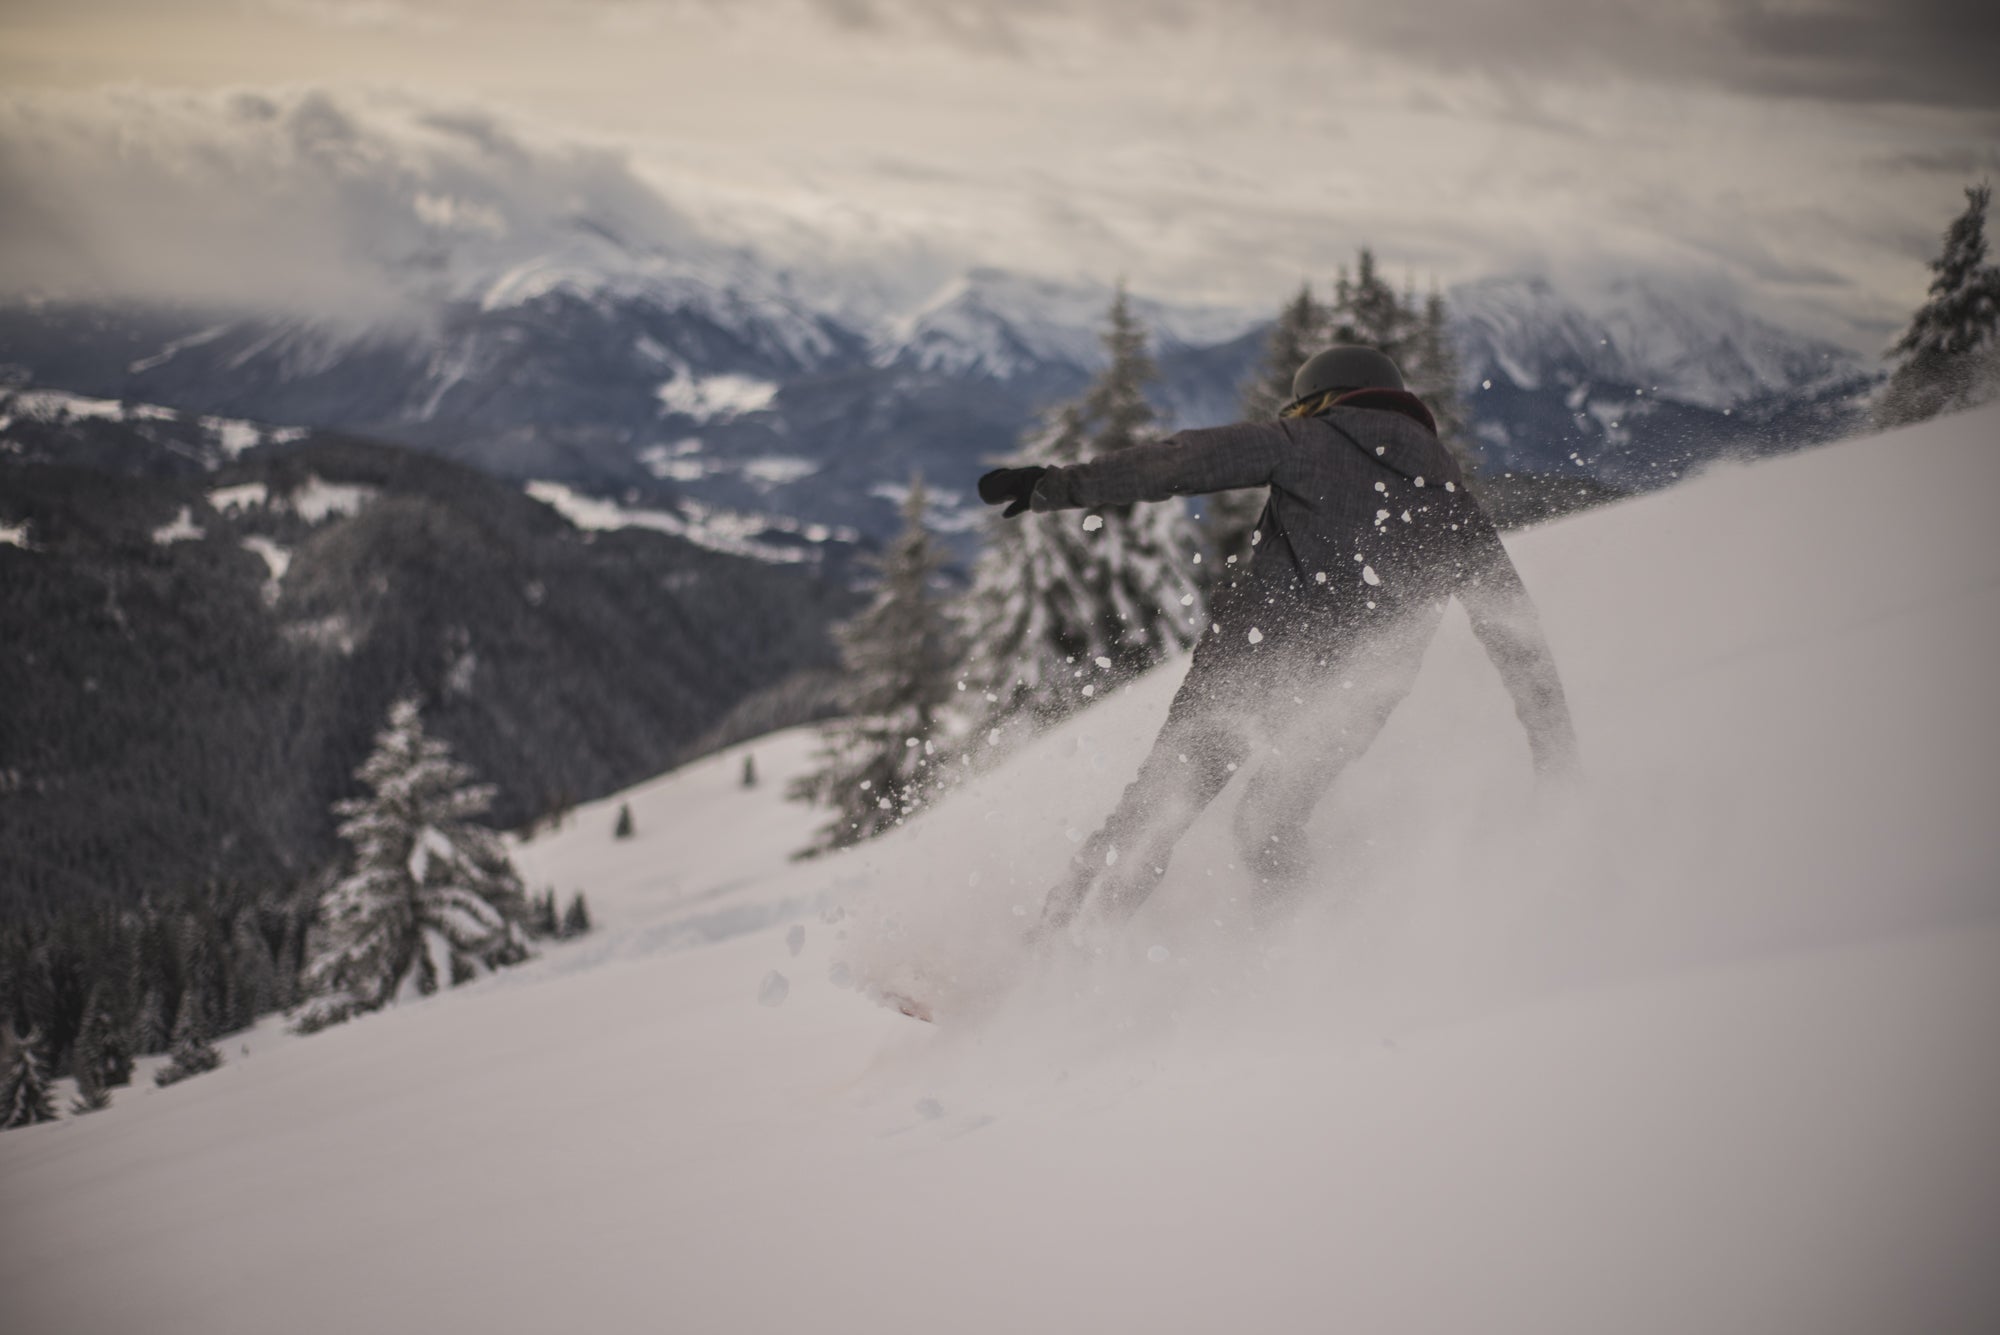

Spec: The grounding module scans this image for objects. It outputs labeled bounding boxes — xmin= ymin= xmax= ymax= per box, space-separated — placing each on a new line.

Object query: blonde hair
xmin=1280 ymin=388 xmax=1343 ymax=420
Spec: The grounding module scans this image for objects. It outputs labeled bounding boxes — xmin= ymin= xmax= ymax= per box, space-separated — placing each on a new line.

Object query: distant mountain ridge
xmin=0 ymin=258 xmax=1876 ymax=549
xmin=0 ymin=420 xmax=856 ymax=911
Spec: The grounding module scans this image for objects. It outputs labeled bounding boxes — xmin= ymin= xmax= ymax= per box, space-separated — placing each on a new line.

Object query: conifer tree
xmin=1331 ymin=249 xmax=1413 ymax=351
xmin=73 ymin=986 xmax=131 ymax=1090
xmin=227 ymin=915 xmax=280 ymax=1034
xmin=742 ymin=754 xmax=757 ymax=789
xmin=153 ymin=986 xmax=221 ymax=1086
xmin=1405 ymin=286 xmax=1476 ymax=477
xmin=561 ymin=893 xmax=592 ymax=939
xmin=299 ymin=698 xmax=532 ymax=1026
xmin=1 ymin=1025 xmax=57 ymax=1128
xmin=960 ymin=289 xmax=1206 ymax=724
xmin=69 ymin=1036 xmax=111 ymax=1114
xmin=1879 ymin=184 xmax=2000 ymax=427
xmin=791 ymin=480 xmax=960 ymax=853
xmin=133 ymin=986 xmax=168 ymax=1055
xmin=613 ymin=803 xmax=634 ymax=840
xmin=532 ymin=889 xmax=560 ymax=938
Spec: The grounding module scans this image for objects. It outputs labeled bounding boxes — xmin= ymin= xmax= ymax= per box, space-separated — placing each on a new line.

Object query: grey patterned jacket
xmin=1028 ymin=403 xmax=1578 ymax=773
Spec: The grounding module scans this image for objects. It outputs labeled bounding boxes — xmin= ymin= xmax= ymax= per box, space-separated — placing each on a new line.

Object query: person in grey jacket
xmin=977 ymin=344 xmax=1578 ymax=937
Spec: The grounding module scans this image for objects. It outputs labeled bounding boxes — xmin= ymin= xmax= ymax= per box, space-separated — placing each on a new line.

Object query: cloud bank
xmin=0 ymin=88 xmax=716 ymax=325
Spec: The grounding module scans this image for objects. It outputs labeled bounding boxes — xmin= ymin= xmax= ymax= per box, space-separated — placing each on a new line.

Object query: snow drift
xmin=4 ymin=405 xmax=1998 ymax=1335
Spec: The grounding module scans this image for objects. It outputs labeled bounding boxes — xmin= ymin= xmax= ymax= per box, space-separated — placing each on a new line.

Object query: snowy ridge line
xmin=0 ymin=386 xmax=311 ymax=463
xmin=524 ymin=479 xmax=858 ymax=564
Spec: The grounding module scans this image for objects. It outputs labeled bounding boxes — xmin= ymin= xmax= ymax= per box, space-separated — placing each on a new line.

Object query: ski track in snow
xmin=4 ymin=406 xmax=2000 ymax=1335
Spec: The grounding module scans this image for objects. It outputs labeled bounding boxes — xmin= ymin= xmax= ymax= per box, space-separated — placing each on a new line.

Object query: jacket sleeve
xmin=1451 ymin=499 xmax=1580 ymax=777
xmin=1029 ymin=421 xmax=1297 ymax=511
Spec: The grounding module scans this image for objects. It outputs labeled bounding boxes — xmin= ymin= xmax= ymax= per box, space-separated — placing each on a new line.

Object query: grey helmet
xmin=1288 ymin=344 xmax=1405 ymax=409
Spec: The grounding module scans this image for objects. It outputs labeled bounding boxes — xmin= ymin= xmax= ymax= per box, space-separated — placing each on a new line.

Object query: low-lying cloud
xmin=0 ymin=88 xmax=710 ymax=325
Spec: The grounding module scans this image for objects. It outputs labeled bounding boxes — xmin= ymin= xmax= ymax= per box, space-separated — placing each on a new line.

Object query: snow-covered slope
xmin=5 ymin=406 xmax=1998 ymax=1334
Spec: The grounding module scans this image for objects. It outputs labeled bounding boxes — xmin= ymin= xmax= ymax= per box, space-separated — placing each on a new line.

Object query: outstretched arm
xmin=1453 ymin=501 xmax=1580 ymax=778
xmin=1027 ymin=420 xmax=1298 ymax=512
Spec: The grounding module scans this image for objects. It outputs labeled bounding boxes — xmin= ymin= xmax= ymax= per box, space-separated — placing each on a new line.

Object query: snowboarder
xmin=977 ymin=345 xmax=1578 ymax=937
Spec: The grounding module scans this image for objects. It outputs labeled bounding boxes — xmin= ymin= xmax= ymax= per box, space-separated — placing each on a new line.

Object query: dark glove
xmin=977 ymin=465 xmax=1048 ymax=519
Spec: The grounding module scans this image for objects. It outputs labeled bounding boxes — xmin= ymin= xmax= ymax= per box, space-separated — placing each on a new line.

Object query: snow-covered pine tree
xmin=561 ymin=893 xmax=591 ymax=939
xmin=153 ymin=986 xmax=221 ymax=1086
xmin=133 ymin=986 xmax=167 ymax=1055
xmin=69 ymin=1022 xmax=110 ymax=1114
xmin=1 ymin=1025 xmax=57 ymax=1128
xmin=227 ymin=914 xmax=280 ymax=1034
xmin=73 ymin=985 xmax=131 ymax=1091
xmin=298 ymin=698 xmax=531 ymax=1027
xmin=1331 ymin=248 xmax=1413 ymax=352
xmin=1405 ymin=285 xmax=1476 ymax=478
xmin=790 ymin=480 xmax=960 ymax=854
xmin=959 ymin=288 xmax=1206 ymax=725
xmin=1878 ymin=184 xmax=2000 ymax=427
xmin=613 ymin=803 xmax=634 ymax=840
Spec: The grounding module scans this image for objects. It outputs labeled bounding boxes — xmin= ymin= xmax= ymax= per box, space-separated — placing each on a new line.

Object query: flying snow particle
xmin=878 ymin=797 xmax=892 ymax=810
xmin=1082 ymin=685 xmax=1096 ymax=697
xmin=1376 ymin=509 xmax=1391 ymax=522
xmin=1247 ymin=627 xmax=1264 ymax=644
xmin=1374 ymin=481 xmax=1387 ymax=493
xmin=786 ymin=924 xmax=805 ymax=957
xmin=1375 ymin=446 xmax=1385 ymax=456
xmin=988 ymin=728 xmax=1002 ymax=746
xmin=1481 ymin=379 xmax=1492 ymax=390
xmin=758 ymin=971 xmax=789 ymax=1007
xmin=1106 ymin=847 xmax=1119 ymax=867
xmin=1444 ymin=481 xmax=1456 ymax=492
xmin=1082 ymin=514 xmax=1104 ymax=531
xmin=1146 ymin=945 xmax=1171 ymax=964
xmin=905 ymin=737 xmax=919 ymax=748
xmin=1401 ymin=510 xmax=1412 ymax=523
xmin=1315 ymin=571 xmax=1327 ymax=584
xmin=1414 ymin=476 xmax=1425 ymax=487
xmin=1094 ymin=656 xmax=1111 ymax=670
xmin=1180 ymin=593 xmax=1194 ymax=605
xmin=1250 ymin=530 xmax=1261 ymax=545
xmin=859 ymin=779 xmax=872 ymax=790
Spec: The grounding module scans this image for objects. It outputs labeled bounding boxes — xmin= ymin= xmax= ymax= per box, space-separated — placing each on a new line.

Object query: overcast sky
xmin=3 ymin=0 xmax=1996 ymax=348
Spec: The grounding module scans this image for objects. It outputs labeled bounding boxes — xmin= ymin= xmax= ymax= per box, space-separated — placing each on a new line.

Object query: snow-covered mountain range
xmin=0 ymin=247 xmax=1875 ymax=549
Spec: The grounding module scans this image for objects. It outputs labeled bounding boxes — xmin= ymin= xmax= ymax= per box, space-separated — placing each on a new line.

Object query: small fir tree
xmin=741 ymin=754 xmax=757 ymax=788
xmin=960 ymin=290 xmax=1206 ymax=724
xmin=1879 ymin=184 xmax=2000 ymax=426
xmin=532 ymin=889 xmax=560 ymax=938
xmin=613 ymin=803 xmax=634 ymax=840
xmin=790 ymin=479 xmax=960 ymax=854
xmin=299 ymin=698 xmax=532 ymax=1026
xmin=1 ymin=1025 xmax=57 ymax=1128
xmin=69 ymin=1053 xmax=111 ymax=1114
xmin=153 ymin=987 xmax=221 ymax=1086
xmin=560 ymin=893 xmax=592 ymax=939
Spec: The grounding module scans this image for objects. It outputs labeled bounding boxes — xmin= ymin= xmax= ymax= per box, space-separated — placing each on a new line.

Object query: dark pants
xmin=1038 ymin=604 xmax=1438 ymax=933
